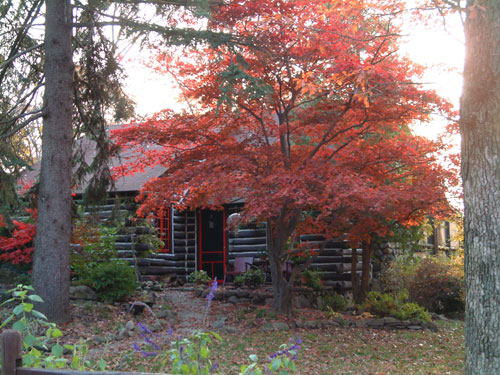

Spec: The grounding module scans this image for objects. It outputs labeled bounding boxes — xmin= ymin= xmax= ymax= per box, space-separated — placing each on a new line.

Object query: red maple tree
xmin=113 ymin=0 xmax=457 ymax=313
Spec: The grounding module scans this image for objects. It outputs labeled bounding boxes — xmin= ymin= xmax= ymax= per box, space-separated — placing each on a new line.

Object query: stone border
xmin=194 ymin=286 xmax=439 ymax=333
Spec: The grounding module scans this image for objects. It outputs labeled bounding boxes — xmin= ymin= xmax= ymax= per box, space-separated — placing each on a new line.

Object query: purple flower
xmin=206 ymin=277 xmax=218 ymax=302
xmin=133 ymin=342 xmax=158 ymax=358
xmin=269 ymin=336 xmax=301 ymax=362
xmin=210 ymin=362 xmax=218 ymax=373
xmin=138 ymin=322 xmax=152 ymax=334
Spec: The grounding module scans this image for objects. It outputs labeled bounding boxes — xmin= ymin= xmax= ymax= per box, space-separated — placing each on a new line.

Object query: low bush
xmin=408 ymin=257 xmax=464 ymax=314
xmin=379 ymin=253 xmax=465 ymax=315
xmin=300 ymin=269 xmax=322 ymax=290
xmin=234 ymin=268 xmax=265 ymax=289
xmin=360 ymin=290 xmax=431 ymax=322
xmin=325 ymin=293 xmax=348 ymax=312
xmin=80 ymin=261 xmax=137 ymax=303
xmin=188 ymin=270 xmax=212 ymax=285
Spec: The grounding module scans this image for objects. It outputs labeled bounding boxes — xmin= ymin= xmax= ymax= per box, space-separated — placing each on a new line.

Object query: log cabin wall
xmin=74 ymin=196 xmax=364 ymax=288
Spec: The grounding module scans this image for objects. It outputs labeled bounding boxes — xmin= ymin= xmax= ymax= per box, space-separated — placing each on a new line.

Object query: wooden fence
xmin=1 ymin=330 xmax=166 ymax=375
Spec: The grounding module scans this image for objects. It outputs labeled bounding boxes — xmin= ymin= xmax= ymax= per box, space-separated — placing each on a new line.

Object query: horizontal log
xmin=229 ymin=237 xmax=267 ymax=245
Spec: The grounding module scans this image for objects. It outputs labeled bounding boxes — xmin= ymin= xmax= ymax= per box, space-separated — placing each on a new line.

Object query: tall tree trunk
xmin=359 ymin=241 xmax=372 ymax=303
xmin=32 ymin=0 xmax=73 ymax=323
xmin=351 ymin=245 xmax=360 ymax=303
xmin=268 ymin=243 xmax=293 ymax=316
xmin=461 ymin=1 xmax=500 ymax=372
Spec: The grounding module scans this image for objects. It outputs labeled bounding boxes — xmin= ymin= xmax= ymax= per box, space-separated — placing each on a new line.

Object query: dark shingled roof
xmin=21 ymin=124 xmax=166 ymax=194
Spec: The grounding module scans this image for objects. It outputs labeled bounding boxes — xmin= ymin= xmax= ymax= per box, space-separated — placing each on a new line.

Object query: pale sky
xmin=123 ymin=8 xmax=465 ymax=128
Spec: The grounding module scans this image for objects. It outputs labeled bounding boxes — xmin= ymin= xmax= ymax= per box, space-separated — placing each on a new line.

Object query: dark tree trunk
xmin=461 ymin=1 xmax=500 ymax=372
xmin=351 ymin=245 xmax=360 ymax=304
xmin=268 ymin=239 xmax=293 ymax=316
xmin=351 ymin=242 xmax=372 ymax=304
xmin=32 ymin=0 xmax=73 ymax=323
xmin=359 ymin=241 xmax=372 ymax=303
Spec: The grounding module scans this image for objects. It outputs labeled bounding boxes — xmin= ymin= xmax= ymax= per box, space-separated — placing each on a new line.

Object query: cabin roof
xmin=21 ymin=124 xmax=165 ymax=194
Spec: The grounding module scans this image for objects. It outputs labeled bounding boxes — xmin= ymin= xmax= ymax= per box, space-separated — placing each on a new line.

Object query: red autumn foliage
xmin=0 ymin=210 xmax=37 ymax=265
xmin=113 ymin=0 xmax=458 ymax=313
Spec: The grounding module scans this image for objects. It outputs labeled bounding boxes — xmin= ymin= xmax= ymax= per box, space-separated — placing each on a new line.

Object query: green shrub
xmin=324 ymin=293 xmax=347 ymax=312
xmin=378 ymin=253 xmax=421 ymax=295
xmin=188 ymin=270 xmax=212 ymax=285
xmin=81 ymin=261 xmax=137 ymax=303
xmin=408 ymin=257 xmax=464 ymax=314
xmin=71 ymin=220 xmax=120 ymax=281
xmin=359 ymin=290 xmax=431 ymax=322
xmin=394 ymin=302 xmax=432 ymax=322
xmin=300 ymin=269 xmax=322 ymax=290
xmin=234 ymin=268 xmax=265 ymax=289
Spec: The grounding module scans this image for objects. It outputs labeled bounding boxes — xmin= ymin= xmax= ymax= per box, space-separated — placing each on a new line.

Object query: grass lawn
xmin=106 ymin=320 xmax=464 ymax=375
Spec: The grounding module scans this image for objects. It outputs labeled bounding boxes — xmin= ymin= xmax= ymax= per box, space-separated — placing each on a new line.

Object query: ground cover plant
xmin=0 ymin=282 xmax=465 ymax=375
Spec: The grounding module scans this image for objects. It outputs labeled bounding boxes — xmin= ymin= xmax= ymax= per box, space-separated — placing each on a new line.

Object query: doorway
xmin=198 ymin=209 xmax=226 ymax=281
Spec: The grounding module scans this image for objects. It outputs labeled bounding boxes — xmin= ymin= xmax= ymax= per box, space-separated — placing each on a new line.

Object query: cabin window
xmin=156 ymin=207 xmax=171 ymax=253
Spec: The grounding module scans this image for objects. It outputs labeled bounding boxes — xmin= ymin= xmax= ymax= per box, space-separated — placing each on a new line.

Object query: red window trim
xmin=156 ymin=207 xmax=171 ymax=253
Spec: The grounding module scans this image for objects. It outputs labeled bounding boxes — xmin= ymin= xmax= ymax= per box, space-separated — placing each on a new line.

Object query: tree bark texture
xmin=461 ymin=1 xmax=500 ymax=372
xmin=32 ymin=0 xmax=73 ymax=323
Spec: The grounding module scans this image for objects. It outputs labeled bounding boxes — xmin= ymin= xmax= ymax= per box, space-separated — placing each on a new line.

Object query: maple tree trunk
xmin=32 ymin=0 xmax=73 ymax=323
xmin=461 ymin=1 xmax=500 ymax=372
xmin=359 ymin=241 xmax=372 ymax=303
xmin=351 ymin=246 xmax=360 ymax=304
xmin=268 ymin=243 xmax=293 ymax=316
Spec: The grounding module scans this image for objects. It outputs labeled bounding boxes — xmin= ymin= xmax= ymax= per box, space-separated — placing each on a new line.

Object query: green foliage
xmin=80 ymin=261 xmax=137 ymax=303
xmin=394 ymin=302 xmax=432 ymax=322
xmin=0 ymin=285 xmax=106 ymax=370
xmin=165 ymin=331 xmax=221 ymax=375
xmin=188 ymin=270 xmax=212 ymax=285
xmin=234 ymin=268 xmax=265 ymax=289
xmin=378 ymin=253 xmax=422 ymax=295
xmin=240 ymin=339 xmax=299 ymax=375
xmin=300 ymin=269 xmax=322 ymax=290
xmin=360 ymin=290 xmax=431 ymax=322
xmin=321 ymin=293 xmax=347 ymax=312
xmin=71 ymin=218 xmax=120 ymax=280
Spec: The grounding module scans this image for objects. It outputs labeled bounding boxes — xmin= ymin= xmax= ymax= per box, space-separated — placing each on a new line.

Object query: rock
xmin=262 ymin=323 xmax=274 ymax=332
xmin=156 ymin=310 xmax=169 ymax=319
xmin=117 ymin=328 xmax=128 ymax=339
xmin=423 ymin=321 xmax=439 ymax=332
xmin=92 ymin=336 xmax=106 ymax=345
xmin=194 ymin=288 xmax=203 ymax=297
xmin=212 ymin=291 xmax=224 ymax=301
xmin=355 ymin=320 xmax=367 ymax=328
xmin=295 ymin=320 xmax=305 ymax=328
xmin=212 ymin=316 xmax=227 ymax=330
xmin=227 ymin=296 xmax=240 ymax=304
xmin=294 ymin=294 xmax=312 ymax=309
xmin=410 ymin=318 xmax=421 ymax=325
xmin=333 ymin=316 xmax=345 ymax=326
xmin=69 ymin=285 xmax=98 ymax=301
xmin=251 ymin=294 xmax=266 ymax=305
xmin=151 ymin=321 xmax=163 ymax=332
xmin=223 ymin=326 xmax=239 ymax=334
xmin=383 ymin=317 xmax=399 ymax=325
xmin=374 ymin=249 xmax=384 ymax=258
xmin=304 ymin=321 xmax=318 ymax=329
xmin=125 ymin=320 xmax=136 ymax=331
xmin=224 ymin=290 xmax=237 ymax=298
xmin=236 ymin=290 xmax=250 ymax=298
xmin=408 ymin=325 xmax=423 ymax=330
xmin=326 ymin=320 xmax=340 ymax=327
xmin=272 ymin=322 xmax=290 ymax=331
xmin=367 ymin=319 xmax=385 ymax=327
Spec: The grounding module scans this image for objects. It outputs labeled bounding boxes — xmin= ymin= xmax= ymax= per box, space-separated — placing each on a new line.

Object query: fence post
xmin=1 ymin=329 xmax=22 ymax=375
